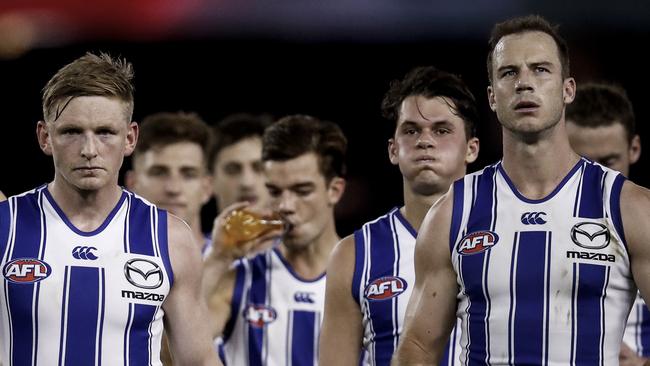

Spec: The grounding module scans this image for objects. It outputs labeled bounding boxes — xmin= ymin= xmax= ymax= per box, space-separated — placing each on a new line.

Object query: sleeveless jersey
xmin=219 ymin=247 xmax=325 ymax=366
xmin=623 ymin=293 xmax=650 ymax=357
xmin=449 ymin=159 xmax=635 ymax=365
xmin=0 ymin=186 xmax=173 ymax=366
xmin=352 ymin=207 xmax=462 ymax=366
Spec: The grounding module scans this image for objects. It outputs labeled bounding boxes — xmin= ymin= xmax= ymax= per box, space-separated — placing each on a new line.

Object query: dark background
xmin=1 ymin=1 xmax=649 ymax=236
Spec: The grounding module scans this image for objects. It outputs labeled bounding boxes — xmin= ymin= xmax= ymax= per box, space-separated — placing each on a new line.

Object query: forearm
xmin=392 ymin=337 xmax=437 ymax=366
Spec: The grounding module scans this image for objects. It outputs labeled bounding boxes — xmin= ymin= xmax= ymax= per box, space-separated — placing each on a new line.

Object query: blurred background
xmin=1 ymin=0 xmax=649 ymax=235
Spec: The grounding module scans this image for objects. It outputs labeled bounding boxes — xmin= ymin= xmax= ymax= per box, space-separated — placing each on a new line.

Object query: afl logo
xmin=571 ymin=222 xmax=610 ymax=249
xmin=243 ymin=304 xmax=277 ymax=328
xmin=457 ymin=231 xmax=499 ymax=255
xmin=3 ymin=258 xmax=52 ymax=284
xmin=364 ymin=276 xmax=407 ymax=301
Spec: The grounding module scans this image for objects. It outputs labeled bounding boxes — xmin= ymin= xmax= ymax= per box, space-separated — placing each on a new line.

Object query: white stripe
xmin=574 ymin=165 xmax=585 ymax=217
xmin=125 ymin=195 xmax=132 ymax=253
xmin=3 ymin=197 xmax=17 ymax=364
xmin=286 ymin=310 xmax=293 ymax=366
xmin=124 ymin=303 xmax=135 ymax=366
xmin=389 ymin=213 xmax=400 ymax=351
xmin=482 ymin=251 xmax=491 ymax=364
xmin=95 ymin=270 xmax=103 ymax=366
xmin=31 ymin=190 xmax=47 ymax=366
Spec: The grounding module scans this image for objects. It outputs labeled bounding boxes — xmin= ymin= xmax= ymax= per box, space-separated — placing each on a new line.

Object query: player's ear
xmin=629 ymin=134 xmax=641 ymax=165
xmin=465 ymin=137 xmax=479 ymax=164
xmin=37 ymin=121 xmax=53 ymax=156
xmin=326 ymin=177 xmax=346 ymax=206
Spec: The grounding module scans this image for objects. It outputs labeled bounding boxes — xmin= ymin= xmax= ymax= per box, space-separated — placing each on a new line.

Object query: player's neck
xmin=47 ymin=179 xmax=124 ymax=232
xmin=501 ymin=124 xmax=580 ymax=200
xmin=402 ymin=184 xmax=446 ymax=232
xmin=279 ymin=218 xmax=339 ymax=279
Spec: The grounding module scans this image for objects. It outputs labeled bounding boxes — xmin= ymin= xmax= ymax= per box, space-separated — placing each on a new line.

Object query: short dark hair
xmin=42 ymin=52 xmax=135 ymax=122
xmin=134 ymin=111 xmax=213 ymax=170
xmin=381 ymin=66 xmax=478 ymax=139
xmin=209 ymin=113 xmax=273 ymax=169
xmin=262 ymin=115 xmax=347 ymax=182
xmin=487 ymin=15 xmax=570 ymax=82
xmin=566 ymin=82 xmax=636 ymax=142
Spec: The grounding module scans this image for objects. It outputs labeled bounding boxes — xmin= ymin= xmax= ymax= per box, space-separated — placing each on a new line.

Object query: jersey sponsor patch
xmin=457 ymin=230 xmax=499 ymax=255
xmin=243 ymin=304 xmax=277 ymax=328
xmin=3 ymin=258 xmax=52 ymax=284
xmin=570 ymin=222 xmax=610 ymax=249
xmin=364 ymin=276 xmax=407 ymax=301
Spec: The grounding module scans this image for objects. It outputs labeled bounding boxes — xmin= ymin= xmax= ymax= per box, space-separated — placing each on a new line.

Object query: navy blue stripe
xmin=578 ymin=163 xmax=605 ymax=219
xmin=544 ymin=233 xmax=552 ymax=366
xmin=123 ymin=304 xmax=133 ymax=366
xmin=222 ymin=262 xmax=246 ymax=342
xmin=575 ymin=263 xmax=607 ymax=365
xmin=58 ymin=266 xmax=70 ymax=366
xmin=0 ymin=200 xmax=10 ymax=261
xmin=449 ymin=179 xmax=465 ymax=253
xmin=248 ymin=255 xmax=268 ymax=366
xmin=367 ymin=214 xmax=397 ymax=365
xmin=461 ymin=167 xmax=495 ymax=365
xmin=466 ymin=166 xmax=495 ymax=232
xmin=129 ymin=304 xmax=157 ymax=366
xmin=291 ymin=310 xmax=316 ymax=366
xmin=351 ymin=230 xmax=365 ymax=305
xmin=641 ymin=305 xmax=650 ymax=356
xmin=157 ymin=209 xmax=173 ymax=286
xmin=570 ymin=264 xmax=577 ymax=365
xmin=8 ymin=193 xmax=44 ymax=366
xmin=483 ymin=249 xmax=492 ymax=364
xmin=64 ymin=267 xmax=100 ymax=366
xmin=513 ymin=231 xmax=547 ymax=365
xmin=97 ymin=268 xmax=106 ymax=366
xmin=609 ymin=174 xmax=627 ymax=248
xmin=218 ymin=343 xmax=227 ymax=365
xmin=128 ymin=197 xmax=155 ymax=256
xmin=599 ymin=267 xmax=610 ymax=366
xmin=507 ymin=234 xmax=518 ymax=366
xmin=461 ymin=250 xmax=488 ymax=365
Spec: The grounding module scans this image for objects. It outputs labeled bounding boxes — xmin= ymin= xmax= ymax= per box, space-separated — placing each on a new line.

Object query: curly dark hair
xmin=381 ymin=66 xmax=478 ymax=139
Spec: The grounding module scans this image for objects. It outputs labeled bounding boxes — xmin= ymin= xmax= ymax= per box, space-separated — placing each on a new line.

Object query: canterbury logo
xmin=71 ymin=246 xmax=98 ymax=260
xmin=293 ymin=292 xmax=315 ymax=303
xmin=124 ymin=259 xmax=163 ymax=289
xmin=520 ymin=212 xmax=547 ymax=225
xmin=571 ymin=222 xmax=610 ymax=250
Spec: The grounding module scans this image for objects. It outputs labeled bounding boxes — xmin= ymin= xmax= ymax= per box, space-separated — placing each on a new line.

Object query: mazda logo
xmin=124 ymin=258 xmax=163 ymax=289
xmin=571 ymin=222 xmax=610 ymax=250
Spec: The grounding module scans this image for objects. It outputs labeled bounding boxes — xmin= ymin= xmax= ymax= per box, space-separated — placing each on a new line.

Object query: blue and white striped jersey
xmin=0 ymin=186 xmax=173 ymax=366
xmin=218 ymin=247 xmax=325 ymax=366
xmin=623 ymin=293 xmax=650 ymax=357
xmin=352 ymin=207 xmax=461 ymax=366
xmin=449 ymin=159 xmax=635 ymax=365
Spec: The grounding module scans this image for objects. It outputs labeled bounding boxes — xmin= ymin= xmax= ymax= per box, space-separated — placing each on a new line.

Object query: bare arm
xmin=623 ymin=182 xmax=650 ymax=312
xmin=319 ymin=235 xmax=364 ymax=365
xmin=0 ymin=190 xmax=6 ymax=201
xmin=163 ymin=215 xmax=221 ymax=366
xmin=393 ymin=190 xmax=458 ymax=365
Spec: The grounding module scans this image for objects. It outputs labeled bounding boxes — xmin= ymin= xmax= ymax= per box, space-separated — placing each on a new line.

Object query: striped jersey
xmin=352 ymin=207 xmax=461 ymax=366
xmin=0 ymin=186 xmax=173 ymax=366
xmin=623 ymin=293 xmax=650 ymax=357
xmin=449 ymin=159 xmax=635 ymax=365
xmin=218 ymin=247 xmax=325 ymax=366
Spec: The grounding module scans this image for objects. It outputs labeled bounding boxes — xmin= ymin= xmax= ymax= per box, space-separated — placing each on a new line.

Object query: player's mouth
xmin=513 ymin=100 xmax=540 ymax=113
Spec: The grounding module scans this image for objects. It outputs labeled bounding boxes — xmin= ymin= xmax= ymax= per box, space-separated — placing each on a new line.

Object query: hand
xmin=620 ymin=342 xmax=648 ymax=366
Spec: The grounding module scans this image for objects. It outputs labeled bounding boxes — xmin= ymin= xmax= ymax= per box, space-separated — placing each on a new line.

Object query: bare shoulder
xmin=327 ymin=234 xmax=356 ymax=283
xmin=166 ymin=214 xmax=202 ymax=279
xmin=419 ymin=187 xmax=454 ymax=244
xmin=620 ymin=180 xmax=650 ymax=212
